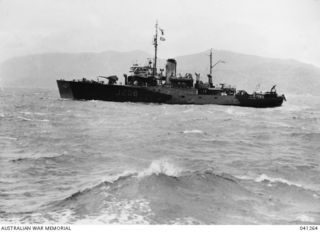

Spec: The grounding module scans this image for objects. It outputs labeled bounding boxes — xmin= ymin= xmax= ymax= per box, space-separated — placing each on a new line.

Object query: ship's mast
xmin=153 ymin=21 xmax=158 ymax=76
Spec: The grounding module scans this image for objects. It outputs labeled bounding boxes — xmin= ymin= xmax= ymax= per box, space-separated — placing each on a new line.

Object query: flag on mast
xmin=159 ymin=28 xmax=165 ymax=41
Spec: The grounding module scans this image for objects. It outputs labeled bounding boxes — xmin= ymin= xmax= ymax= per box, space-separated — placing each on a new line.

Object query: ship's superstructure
xmin=57 ymin=23 xmax=286 ymax=107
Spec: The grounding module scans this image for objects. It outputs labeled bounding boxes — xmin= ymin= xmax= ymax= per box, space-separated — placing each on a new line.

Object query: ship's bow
xmin=57 ymin=80 xmax=74 ymax=99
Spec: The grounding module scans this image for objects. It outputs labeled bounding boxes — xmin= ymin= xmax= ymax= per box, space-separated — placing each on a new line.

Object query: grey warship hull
xmin=57 ymin=80 xmax=171 ymax=103
xmin=57 ymin=80 xmax=284 ymax=107
xmin=56 ymin=22 xmax=285 ymax=108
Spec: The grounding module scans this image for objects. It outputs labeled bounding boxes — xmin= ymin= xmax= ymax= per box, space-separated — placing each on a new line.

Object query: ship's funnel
xmin=207 ymin=74 xmax=213 ymax=87
xmin=166 ymin=59 xmax=177 ymax=83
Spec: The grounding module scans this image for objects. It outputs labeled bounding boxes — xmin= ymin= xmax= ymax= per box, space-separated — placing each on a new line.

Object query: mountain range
xmin=1 ymin=49 xmax=320 ymax=95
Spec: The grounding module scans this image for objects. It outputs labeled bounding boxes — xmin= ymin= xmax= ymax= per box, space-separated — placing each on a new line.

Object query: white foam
xmin=17 ymin=116 xmax=33 ymax=121
xmin=17 ymin=116 xmax=49 ymax=122
xmin=171 ymin=217 xmax=203 ymax=224
xmin=0 ymin=136 xmax=17 ymax=140
xmin=235 ymin=175 xmax=254 ymax=180
xmin=38 ymin=119 xmax=50 ymax=122
xmin=0 ymin=209 xmax=75 ymax=224
xmin=225 ymin=107 xmax=248 ymax=116
xmin=138 ymin=159 xmax=182 ymax=178
xmin=295 ymin=214 xmax=315 ymax=223
xmin=255 ymin=174 xmax=303 ymax=188
xmin=183 ymin=129 xmax=204 ymax=134
xmin=108 ymin=169 xmax=137 ymax=182
xmin=236 ymin=174 xmax=310 ymax=190
xmin=0 ymin=198 xmax=151 ymax=224
xmin=75 ymin=198 xmax=151 ymax=224
xmin=21 ymin=111 xmax=32 ymax=115
xmin=182 ymin=108 xmax=194 ymax=113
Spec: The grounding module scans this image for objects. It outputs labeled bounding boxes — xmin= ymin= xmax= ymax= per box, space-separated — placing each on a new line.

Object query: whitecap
xmin=138 ymin=159 xmax=183 ymax=178
xmin=255 ymin=174 xmax=303 ymax=188
xmin=38 ymin=119 xmax=50 ymax=122
xmin=17 ymin=116 xmax=49 ymax=122
xmin=225 ymin=107 xmax=248 ymax=116
xmin=235 ymin=175 xmax=254 ymax=181
xmin=183 ymin=129 xmax=204 ymax=134
xmin=182 ymin=108 xmax=194 ymax=113
xmin=17 ymin=116 xmax=33 ymax=121
xmin=295 ymin=214 xmax=315 ymax=223
xmin=0 ymin=136 xmax=17 ymax=140
xmin=21 ymin=111 xmax=32 ymax=115
xmin=171 ymin=217 xmax=204 ymax=224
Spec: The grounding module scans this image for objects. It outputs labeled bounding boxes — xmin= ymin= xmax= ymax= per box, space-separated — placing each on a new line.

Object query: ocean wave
xmin=182 ymin=108 xmax=194 ymax=113
xmin=182 ymin=129 xmax=204 ymax=134
xmin=254 ymin=174 xmax=303 ymax=188
xmin=74 ymin=199 xmax=152 ymax=224
xmin=10 ymin=153 xmax=68 ymax=163
xmin=0 ymin=209 xmax=73 ymax=224
xmin=39 ymin=165 xmax=249 ymax=224
xmin=137 ymin=159 xmax=183 ymax=178
xmin=170 ymin=217 xmax=204 ymax=224
xmin=295 ymin=214 xmax=315 ymax=223
xmin=20 ymin=111 xmax=48 ymax=116
xmin=52 ymin=164 xmax=241 ymax=209
xmin=237 ymin=173 xmax=304 ymax=188
xmin=289 ymin=132 xmax=320 ymax=141
xmin=53 ymin=159 xmax=183 ymax=205
xmin=225 ymin=107 xmax=249 ymax=117
xmin=17 ymin=116 xmax=49 ymax=122
xmin=0 ymin=136 xmax=17 ymax=140
xmin=17 ymin=116 xmax=33 ymax=121
xmin=282 ymin=104 xmax=311 ymax=112
xmin=237 ymin=174 xmax=320 ymax=195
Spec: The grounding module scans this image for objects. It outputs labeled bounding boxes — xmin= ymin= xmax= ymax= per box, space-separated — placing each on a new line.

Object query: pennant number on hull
xmin=116 ymin=89 xmax=138 ymax=97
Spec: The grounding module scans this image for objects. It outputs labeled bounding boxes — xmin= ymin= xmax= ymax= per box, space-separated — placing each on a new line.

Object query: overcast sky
xmin=1 ymin=0 xmax=320 ymax=67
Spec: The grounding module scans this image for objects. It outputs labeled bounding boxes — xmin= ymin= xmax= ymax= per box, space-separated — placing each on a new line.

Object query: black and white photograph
xmin=0 ymin=0 xmax=320 ymax=228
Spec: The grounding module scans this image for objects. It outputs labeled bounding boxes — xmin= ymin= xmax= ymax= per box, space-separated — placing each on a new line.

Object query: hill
xmin=0 ymin=50 xmax=151 ymax=89
xmin=176 ymin=50 xmax=320 ymax=94
xmin=1 ymin=49 xmax=320 ymax=95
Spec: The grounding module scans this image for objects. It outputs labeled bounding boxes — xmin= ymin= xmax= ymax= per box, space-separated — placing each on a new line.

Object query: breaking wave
xmin=295 ymin=215 xmax=315 ymax=223
xmin=22 ymin=160 xmax=244 ymax=224
xmin=236 ymin=173 xmax=320 ymax=194
xmin=137 ymin=159 xmax=183 ymax=177
xmin=254 ymin=174 xmax=303 ymax=188
xmin=17 ymin=116 xmax=49 ymax=122
xmin=55 ymin=170 xmax=239 ymax=204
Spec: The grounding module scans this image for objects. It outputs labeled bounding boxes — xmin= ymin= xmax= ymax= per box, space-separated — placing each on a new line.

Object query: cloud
xmin=0 ymin=0 xmax=320 ymax=67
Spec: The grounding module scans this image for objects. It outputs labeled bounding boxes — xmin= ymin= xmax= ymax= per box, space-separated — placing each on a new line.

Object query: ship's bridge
xmin=129 ymin=65 xmax=153 ymax=78
xmin=126 ymin=63 xmax=158 ymax=86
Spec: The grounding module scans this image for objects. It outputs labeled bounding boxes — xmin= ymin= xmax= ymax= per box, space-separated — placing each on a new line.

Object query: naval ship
xmin=57 ymin=23 xmax=286 ymax=107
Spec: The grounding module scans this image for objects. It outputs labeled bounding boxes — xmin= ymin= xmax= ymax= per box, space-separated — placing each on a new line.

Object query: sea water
xmin=0 ymin=88 xmax=319 ymax=224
